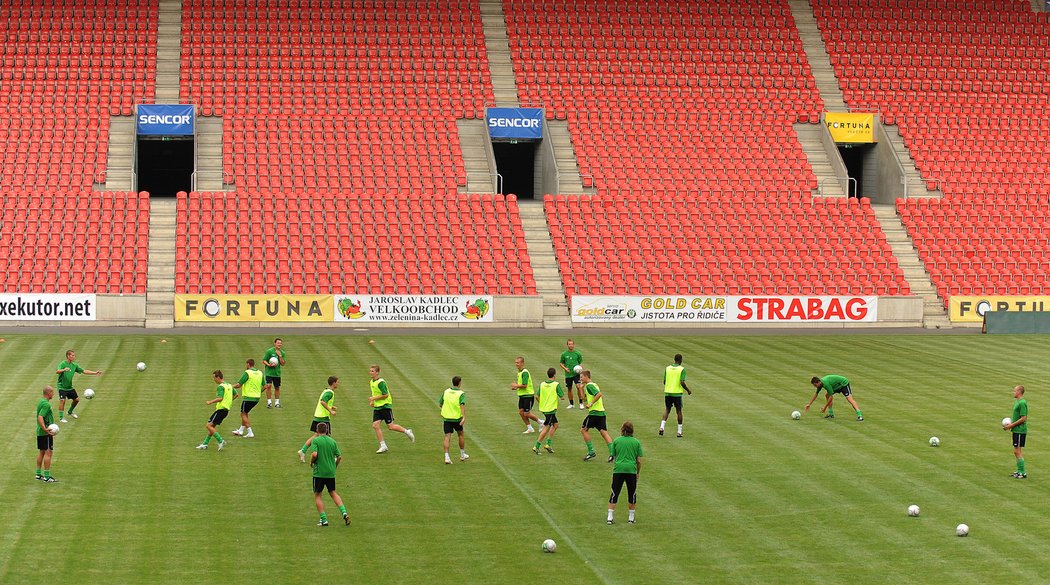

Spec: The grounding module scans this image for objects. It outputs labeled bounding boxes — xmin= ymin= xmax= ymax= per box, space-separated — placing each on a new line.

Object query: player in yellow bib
xmin=440 ymin=376 xmax=469 ymax=464
xmin=660 ymin=354 xmax=693 ymax=437
xmin=510 ymin=356 xmax=542 ymax=433
xmin=197 ymin=370 xmax=236 ymax=451
xmin=580 ymin=370 xmax=614 ymax=461
xmin=369 ymin=365 xmax=415 ymax=454
xmin=533 ymin=368 xmax=565 ymax=454
xmin=232 ymin=358 xmax=264 ymax=438
xmin=298 ymin=376 xmax=338 ymax=462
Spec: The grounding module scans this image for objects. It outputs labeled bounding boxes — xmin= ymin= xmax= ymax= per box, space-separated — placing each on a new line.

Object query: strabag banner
xmin=137 ymin=104 xmax=195 ymax=135
xmin=948 ymin=295 xmax=1050 ymax=323
xmin=175 ymin=295 xmax=333 ymax=322
xmin=334 ymin=295 xmax=493 ymax=323
xmin=824 ymin=112 xmax=875 ymax=143
xmin=486 ymin=107 xmax=543 ymax=140
xmin=571 ymin=296 xmax=878 ymax=323
xmin=0 ymin=293 xmax=96 ymax=321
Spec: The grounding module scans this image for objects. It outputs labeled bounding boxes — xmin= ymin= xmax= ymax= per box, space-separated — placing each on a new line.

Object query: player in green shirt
xmin=232 ymin=358 xmax=264 ymax=438
xmin=55 ymin=349 xmax=103 ymax=422
xmin=298 ymin=376 xmax=339 ymax=462
xmin=533 ymin=368 xmax=565 ymax=454
xmin=440 ymin=376 xmax=469 ymax=464
xmin=369 ymin=365 xmax=415 ymax=454
xmin=608 ymin=421 xmax=644 ymax=525
xmin=309 ymin=422 xmax=350 ymax=526
xmin=510 ymin=356 xmax=542 ymax=433
xmin=263 ymin=338 xmax=286 ymax=408
xmin=806 ymin=374 xmax=864 ymax=421
xmin=580 ymin=370 xmax=614 ymax=461
xmin=1003 ymin=385 xmax=1029 ymax=479
xmin=35 ymin=386 xmax=59 ymax=482
xmin=197 ymin=371 xmax=236 ymax=451
xmin=660 ymin=354 xmax=693 ymax=437
xmin=559 ymin=338 xmax=584 ymax=408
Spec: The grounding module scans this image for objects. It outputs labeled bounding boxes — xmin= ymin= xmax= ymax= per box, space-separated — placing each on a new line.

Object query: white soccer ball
xmin=269 ymin=356 xmax=279 ymax=366
xmin=47 ymin=423 xmax=60 ymax=435
xmin=929 ymin=437 xmax=939 ymax=447
xmin=907 ymin=505 xmax=920 ymax=517
xmin=84 ymin=388 xmax=95 ymax=400
xmin=542 ymin=538 xmax=557 ymax=553
xmin=791 ymin=410 xmax=801 ymax=420
xmin=956 ymin=523 xmax=969 ymax=537
xmin=136 ymin=362 xmax=146 ymax=372
xmin=573 ymin=365 xmax=582 ymax=374
xmin=1002 ymin=417 xmax=1012 ymax=427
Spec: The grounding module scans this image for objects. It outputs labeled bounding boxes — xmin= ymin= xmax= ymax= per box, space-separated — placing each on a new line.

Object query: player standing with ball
xmin=35 ymin=386 xmax=59 ymax=482
xmin=559 ymin=339 xmax=584 ymax=409
xmin=1003 ymin=385 xmax=1029 ymax=479
xmin=263 ymin=338 xmax=286 ymax=408
xmin=55 ymin=349 xmax=102 ymax=422
xmin=608 ymin=421 xmax=643 ymax=525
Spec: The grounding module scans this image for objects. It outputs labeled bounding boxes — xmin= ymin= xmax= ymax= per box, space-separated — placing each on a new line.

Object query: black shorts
xmin=266 ymin=376 xmax=281 ymax=389
xmin=543 ymin=412 xmax=559 ymax=426
xmin=1013 ymin=433 xmax=1027 ymax=448
xmin=59 ymin=389 xmax=78 ymax=400
xmin=443 ymin=420 xmax=464 ymax=434
xmin=833 ymin=384 xmax=852 ymax=397
xmin=582 ymin=414 xmax=608 ymax=431
xmin=241 ymin=400 xmax=259 ymax=414
xmin=566 ymin=374 xmax=581 ymax=387
xmin=310 ymin=419 xmax=331 ymax=433
xmin=517 ymin=396 xmax=535 ymax=412
xmin=373 ymin=408 xmax=393 ymax=424
xmin=610 ymin=472 xmax=638 ymax=504
xmin=208 ymin=409 xmax=229 ymax=426
xmin=37 ymin=434 xmax=54 ymax=451
xmin=665 ymin=395 xmax=684 ymax=411
xmin=312 ymin=477 xmax=336 ymax=494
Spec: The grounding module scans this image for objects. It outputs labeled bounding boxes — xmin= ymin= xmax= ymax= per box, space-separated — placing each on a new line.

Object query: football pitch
xmin=0 ymin=331 xmax=1046 ymax=585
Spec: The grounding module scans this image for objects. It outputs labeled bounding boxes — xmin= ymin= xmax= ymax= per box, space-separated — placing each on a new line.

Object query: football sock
xmin=320 ymin=512 xmax=328 ymax=523
xmin=68 ymin=404 xmax=76 ymax=415
xmin=629 ymin=510 xmax=635 ymax=522
xmin=586 ymin=440 xmax=594 ymax=453
xmin=608 ymin=442 xmax=614 ymax=456
xmin=36 ymin=468 xmax=41 ymax=476
xmin=827 ymin=408 xmax=835 ymax=417
xmin=1018 ymin=458 xmax=1026 ymax=474
xmin=300 ymin=443 xmax=309 ymax=453
xmin=275 ymin=400 xmax=281 ymax=406
xmin=856 ymin=410 xmax=863 ymax=417
xmin=203 ymin=434 xmax=213 ymax=445
xmin=267 ymin=399 xmax=272 ymax=406
xmin=535 ymin=441 xmax=542 ymax=450
xmin=569 ymin=401 xmax=574 ymax=406
xmin=380 ymin=441 xmax=387 ymax=449
xmin=607 ymin=509 xmax=614 ymax=522
xmin=677 ymin=424 xmax=683 ymax=434
xmin=659 ymin=420 xmax=666 ymax=431
xmin=460 ymin=449 xmax=467 ymax=457
xmin=213 ymin=433 xmax=223 ymax=443
xmin=236 ymin=426 xmax=245 ymax=433
xmin=546 ymin=438 xmax=553 ymax=446
xmin=526 ymin=423 xmax=534 ymax=430
xmin=338 ymin=505 xmax=347 ymax=515
xmin=43 ymin=470 xmax=51 ymax=479
xmin=59 ymin=410 xmax=64 ymax=419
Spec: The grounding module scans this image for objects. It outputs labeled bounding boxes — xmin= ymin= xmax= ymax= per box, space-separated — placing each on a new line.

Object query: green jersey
xmin=585 ymin=382 xmax=606 ymax=415
xmin=1012 ymin=398 xmax=1029 ymax=434
xmin=263 ymin=347 xmax=285 ymax=377
xmin=537 ymin=379 xmax=565 ymax=414
xmin=310 ymin=435 xmax=341 ymax=479
xmin=819 ymin=375 xmax=850 ymax=395
xmin=237 ymin=368 xmax=264 ymax=401
xmin=36 ymin=398 xmax=54 ymax=436
xmin=560 ymin=350 xmax=583 ymax=378
xmin=610 ymin=436 xmax=643 ymax=474
xmin=57 ymin=360 xmax=84 ymax=390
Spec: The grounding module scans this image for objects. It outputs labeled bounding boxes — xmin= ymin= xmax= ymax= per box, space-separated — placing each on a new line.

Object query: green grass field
xmin=0 ymin=332 xmax=1046 ymax=585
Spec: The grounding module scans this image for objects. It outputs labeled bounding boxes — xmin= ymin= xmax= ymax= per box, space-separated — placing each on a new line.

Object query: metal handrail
xmin=489 ymin=172 xmax=503 ymax=194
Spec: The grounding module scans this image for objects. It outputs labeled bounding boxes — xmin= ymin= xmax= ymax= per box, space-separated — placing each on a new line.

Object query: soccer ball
xmin=1002 ymin=417 xmax=1012 ymax=427
xmin=929 ymin=437 xmax=939 ymax=447
xmin=907 ymin=505 xmax=920 ymax=517
xmin=84 ymin=389 xmax=95 ymax=400
xmin=573 ymin=365 xmax=582 ymax=374
xmin=269 ymin=356 xmax=279 ymax=366
xmin=47 ymin=423 xmax=60 ymax=435
xmin=541 ymin=539 xmax=556 ymax=553
xmin=956 ymin=523 xmax=969 ymax=537
xmin=136 ymin=362 xmax=146 ymax=372
xmin=791 ymin=410 xmax=801 ymax=420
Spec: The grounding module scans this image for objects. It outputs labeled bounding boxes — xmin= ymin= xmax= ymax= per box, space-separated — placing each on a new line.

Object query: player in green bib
xmin=35 ymin=386 xmax=59 ymax=482
xmin=55 ymin=349 xmax=103 ymax=422
xmin=806 ymin=374 xmax=864 ymax=421
xmin=660 ymin=354 xmax=693 ymax=437
xmin=1003 ymin=385 xmax=1029 ymax=479
xmin=608 ymin=421 xmax=644 ymax=525
xmin=533 ymin=368 xmax=565 ymax=454
xmin=232 ymin=358 xmax=264 ymax=438
xmin=369 ymin=365 xmax=415 ymax=454
xmin=580 ymin=370 xmax=614 ymax=461
xmin=197 ymin=371 xmax=236 ymax=451
xmin=559 ymin=338 xmax=584 ymax=408
xmin=510 ymin=356 xmax=542 ymax=433
xmin=263 ymin=338 xmax=286 ymax=408
xmin=299 ymin=376 xmax=338 ymax=462
xmin=309 ymin=422 xmax=349 ymax=526
xmin=440 ymin=376 xmax=469 ymax=464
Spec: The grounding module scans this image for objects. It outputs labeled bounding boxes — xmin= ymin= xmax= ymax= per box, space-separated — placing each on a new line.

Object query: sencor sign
xmin=137 ymin=104 xmax=195 ymax=136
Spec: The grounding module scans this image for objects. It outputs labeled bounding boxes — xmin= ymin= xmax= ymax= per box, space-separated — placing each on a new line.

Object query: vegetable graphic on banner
xmin=337 ymin=298 xmax=365 ymax=319
xmin=462 ymin=298 xmax=490 ymax=319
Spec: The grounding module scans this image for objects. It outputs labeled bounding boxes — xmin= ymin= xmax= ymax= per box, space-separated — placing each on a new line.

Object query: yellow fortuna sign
xmin=175 ymin=294 xmax=334 ymax=322
xmin=949 ymin=296 xmax=1050 ymax=323
xmin=825 ymin=113 xmax=875 ymax=143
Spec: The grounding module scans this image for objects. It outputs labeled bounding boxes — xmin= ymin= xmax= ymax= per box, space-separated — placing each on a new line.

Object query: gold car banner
xmin=175 ymin=294 xmax=333 ymax=322
xmin=949 ymin=296 xmax=1050 ymax=323
xmin=825 ymin=112 xmax=875 ymax=143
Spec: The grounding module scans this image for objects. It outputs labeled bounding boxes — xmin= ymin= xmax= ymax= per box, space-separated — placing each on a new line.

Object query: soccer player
xmin=263 ymin=337 xmax=286 ymax=408
xmin=55 ymin=349 xmax=102 ymax=422
xmin=298 ymin=376 xmax=338 ymax=462
xmin=197 ymin=370 xmax=235 ymax=451
xmin=35 ymin=386 xmax=59 ymax=482
xmin=440 ymin=376 xmax=469 ymax=464
xmin=510 ymin=356 xmax=541 ymax=433
xmin=805 ymin=374 xmax=864 ymax=421
xmin=580 ymin=370 xmax=614 ymax=461
xmin=1003 ymin=385 xmax=1029 ymax=479
xmin=232 ymin=358 xmax=263 ymax=438
xmin=533 ymin=367 xmax=564 ymax=454
xmin=660 ymin=353 xmax=693 ymax=437
xmin=559 ymin=338 xmax=584 ymax=408
xmin=369 ymin=365 xmax=415 ymax=453
xmin=309 ymin=422 xmax=350 ymax=526
xmin=608 ymin=420 xmax=643 ymax=525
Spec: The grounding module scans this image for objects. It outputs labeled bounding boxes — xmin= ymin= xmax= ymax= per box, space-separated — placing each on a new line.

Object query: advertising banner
xmin=825 ymin=112 xmax=875 ymax=143
xmin=137 ymin=104 xmax=195 ymax=136
xmin=949 ymin=295 xmax=1050 ymax=323
xmin=486 ymin=107 xmax=543 ymax=140
xmin=175 ymin=295 xmax=333 ymax=322
xmin=570 ymin=296 xmax=878 ymax=323
xmin=334 ymin=295 xmax=493 ymax=323
xmin=0 ymin=293 xmax=96 ymax=321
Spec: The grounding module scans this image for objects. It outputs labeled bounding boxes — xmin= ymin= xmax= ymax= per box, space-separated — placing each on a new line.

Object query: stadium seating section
xmin=0 ymin=191 xmax=149 ymax=293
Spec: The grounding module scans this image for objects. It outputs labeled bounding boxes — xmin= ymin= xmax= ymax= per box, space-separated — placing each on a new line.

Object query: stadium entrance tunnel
xmin=137 ymin=137 xmax=194 ymax=197
xmin=838 ymin=143 xmax=876 ymax=199
xmin=493 ymin=141 xmax=538 ymax=199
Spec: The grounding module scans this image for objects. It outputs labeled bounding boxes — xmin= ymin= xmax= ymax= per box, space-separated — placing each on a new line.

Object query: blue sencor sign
xmin=137 ymin=104 xmax=195 ymax=136
xmin=487 ymin=108 xmax=543 ymax=140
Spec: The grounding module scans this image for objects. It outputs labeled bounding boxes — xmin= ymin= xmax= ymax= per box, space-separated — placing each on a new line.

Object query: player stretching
xmin=55 ymin=349 xmax=102 ymax=422
xmin=806 ymin=374 xmax=864 ymax=421
xmin=369 ymin=365 xmax=415 ymax=453
xmin=1003 ymin=385 xmax=1029 ymax=479
xmin=197 ymin=370 xmax=234 ymax=451
xmin=308 ymin=422 xmax=350 ymax=526
xmin=35 ymin=386 xmax=59 ymax=482
xmin=580 ymin=370 xmax=614 ymax=462
xmin=440 ymin=376 xmax=468 ymax=464
xmin=263 ymin=338 xmax=286 ymax=408
xmin=660 ymin=354 xmax=692 ymax=437
xmin=560 ymin=338 xmax=584 ymax=408
xmin=232 ymin=358 xmax=263 ymax=438
xmin=533 ymin=368 xmax=565 ymax=454
xmin=510 ymin=356 xmax=541 ymax=433
xmin=608 ymin=421 xmax=643 ymax=525
xmin=299 ymin=376 xmax=338 ymax=462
